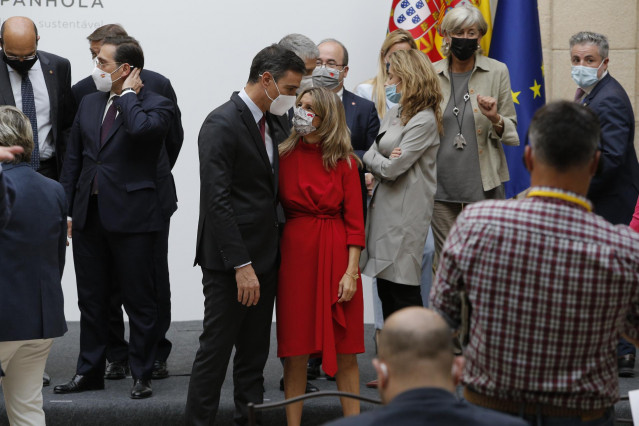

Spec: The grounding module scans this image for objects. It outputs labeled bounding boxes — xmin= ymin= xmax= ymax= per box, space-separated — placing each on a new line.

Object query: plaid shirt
xmin=431 ymin=187 xmax=639 ymax=411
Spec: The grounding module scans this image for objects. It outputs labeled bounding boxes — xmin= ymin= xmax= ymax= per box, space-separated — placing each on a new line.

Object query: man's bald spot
xmin=1 ymin=17 xmax=38 ymax=41
xmin=378 ymin=308 xmax=453 ymax=374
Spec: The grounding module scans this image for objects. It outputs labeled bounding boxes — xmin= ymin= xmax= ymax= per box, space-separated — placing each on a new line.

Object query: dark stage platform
xmin=0 ymin=322 xmax=636 ymax=425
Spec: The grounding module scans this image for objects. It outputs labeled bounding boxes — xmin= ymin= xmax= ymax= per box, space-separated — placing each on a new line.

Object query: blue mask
xmin=385 ymin=84 xmax=401 ymax=103
xmin=571 ymin=60 xmax=604 ymax=88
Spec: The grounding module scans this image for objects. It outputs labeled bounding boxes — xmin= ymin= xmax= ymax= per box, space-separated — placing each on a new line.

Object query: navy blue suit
xmin=0 ymin=163 xmax=67 ymax=342
xmin=343 ymin=89 xmax=380 ymax=160
xmin=326 ymin=388 xmax=527 ymax=426
xmin=0 ymin=167 xmax=15 ymax=230
xmin=0 ymin=51 xmax=76 ymax=178
xmin=583 ymin=73 xmax=639 ymax=225
xmin=60 ymin=88 xmax=173 ymax=380
xmin=72 ymin=69 xmax=183 ymax=364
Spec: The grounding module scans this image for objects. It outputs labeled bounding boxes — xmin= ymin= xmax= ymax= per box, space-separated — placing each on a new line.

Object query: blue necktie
xmin=21 ymin=73 xmax=40 ymax=170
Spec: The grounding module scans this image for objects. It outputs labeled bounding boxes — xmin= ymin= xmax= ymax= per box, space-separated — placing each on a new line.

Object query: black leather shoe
xmin=619 ymin=354 xmax=636 ymax=378
xmin=43 ymin=372 xmax=50 ymax=387
xmin=151 ymin=360 xmax=169 ymax=380
xmin=54 ymin=374 xmax=104 ymax=394
xmin=279 ymin=378 xmax=319 ymax=394
xmin=130 ymin=379 xmax=152 ymax=399
xmin=104 ymin=360 xmax=129 ymax=380
xmin=307 ymin=364 xmax=320 ymax=380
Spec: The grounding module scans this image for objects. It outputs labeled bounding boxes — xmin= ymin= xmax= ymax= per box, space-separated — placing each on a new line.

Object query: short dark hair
xmin=102 ymin=36 xmax=144 ymax=70
xmin=247 ymin=44 xmax=306 ymax=84
xmin=87 ymin=24 xmax=128 ymax=41
xmin=528 ymin=101 xmax=600 ymax=171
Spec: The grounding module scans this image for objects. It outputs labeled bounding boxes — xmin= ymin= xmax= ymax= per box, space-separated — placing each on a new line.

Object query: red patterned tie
xmin=259 ymin=115 xmax=266 ymax=143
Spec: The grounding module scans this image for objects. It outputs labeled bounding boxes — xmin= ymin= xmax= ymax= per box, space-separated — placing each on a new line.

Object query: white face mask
xmin=263 ymin=77 xmax=296 ymax=116
xmin=292 ymin=107 xmax=316 ymax=136
xmin=571 ymin=60 xmax=605 ymax=88
xmin=91 ymin=63 xmax=125 ymax=92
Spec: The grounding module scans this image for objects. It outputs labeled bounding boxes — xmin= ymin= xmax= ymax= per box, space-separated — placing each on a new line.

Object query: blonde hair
xmin=388 ymin=49 xmax=443 ymax=132
xmin=364 ymin=29 xmax=417 ymax=120
xmin=0 ymin=105 xmax=33 ymax=164
xmin=439 ymin=4 xmax=487 ymax=57
xmin=279 ymin=87 xmax=361 ymax=170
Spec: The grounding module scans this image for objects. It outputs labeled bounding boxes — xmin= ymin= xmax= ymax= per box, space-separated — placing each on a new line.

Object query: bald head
xmin=379 ymin=308 xmax=453 ymax=376
xmin=0 ymin=17 xmax=39 ymax=58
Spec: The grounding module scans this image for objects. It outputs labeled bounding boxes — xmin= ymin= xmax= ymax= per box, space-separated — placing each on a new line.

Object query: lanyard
xmin=526 ymin=189 xmax=592 ymax=212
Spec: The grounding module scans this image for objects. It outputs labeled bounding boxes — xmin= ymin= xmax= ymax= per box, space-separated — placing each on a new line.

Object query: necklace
xmin=449 ymin=69 xmax=470 ymax=150
xmin=526 ymin=188 xmax=592 ymax=212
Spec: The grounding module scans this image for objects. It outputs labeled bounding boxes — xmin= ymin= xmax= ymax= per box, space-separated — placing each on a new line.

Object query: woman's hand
xmin=365 ymin=173 xmax=375 ymax=196
xmin=389 ymin=147 xmax=402 ymax=159
xmin=338 ymin=272 xmax=358 ymax=303
xmin=476 ymin=94 xmax=499 ymax=122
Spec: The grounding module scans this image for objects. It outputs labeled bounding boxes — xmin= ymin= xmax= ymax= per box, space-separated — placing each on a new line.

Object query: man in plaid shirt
xmin=431 ymin=101 xmax=639 ymax=425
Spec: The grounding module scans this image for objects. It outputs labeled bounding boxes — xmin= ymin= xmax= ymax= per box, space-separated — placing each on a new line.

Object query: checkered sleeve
xmin=430 ymin=213 xmax=467 ymax=329
xmin=621 ymin=267 xmax=639 ymax=341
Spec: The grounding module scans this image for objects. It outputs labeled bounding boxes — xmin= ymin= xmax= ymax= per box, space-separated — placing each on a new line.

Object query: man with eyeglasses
xmin=0 ymin=16 xmax=75 ymax=181
xmin=72 ymin=23 xmax=183 ymax=385
xmin=55 ymin=36 xmax=174 ymax=400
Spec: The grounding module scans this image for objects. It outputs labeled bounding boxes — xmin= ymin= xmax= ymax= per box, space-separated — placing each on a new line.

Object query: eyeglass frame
xmin=315 ymin=60 xmax=346 ymax=70
xmin=3 ymin=52 xmax=37 ymax=61
xmin=94 ymin=58 xmax=123 ymax=70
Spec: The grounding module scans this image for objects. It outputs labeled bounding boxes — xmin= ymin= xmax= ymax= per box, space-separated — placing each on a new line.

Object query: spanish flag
xmin=388 ymin=0 xmax=492 ymax=63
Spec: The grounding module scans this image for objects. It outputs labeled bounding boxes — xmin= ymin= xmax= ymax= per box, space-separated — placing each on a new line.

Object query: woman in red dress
xmin=277 ymin=87 xmax=365 ymax=425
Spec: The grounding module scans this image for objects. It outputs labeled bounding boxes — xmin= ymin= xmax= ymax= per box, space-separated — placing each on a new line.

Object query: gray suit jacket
xmin=361 ymin=106 xmax=440 ymax=285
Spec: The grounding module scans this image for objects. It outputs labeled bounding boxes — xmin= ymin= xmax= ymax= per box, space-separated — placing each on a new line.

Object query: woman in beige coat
xmin=360 ymin=49 xmax=442 ymax=320
xmin=431 ymin=4 xmax=519 ymax=268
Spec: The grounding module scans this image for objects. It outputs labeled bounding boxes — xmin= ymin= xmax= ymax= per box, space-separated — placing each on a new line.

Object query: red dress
xmin=277 ymin=140 xmax=365 ymax=376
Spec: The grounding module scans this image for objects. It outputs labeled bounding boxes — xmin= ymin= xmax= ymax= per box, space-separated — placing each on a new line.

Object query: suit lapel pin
xmin=352 ymin=102 xmax=356 ymax=105
xmin=49 ymin=70 xmax=54 ymax=74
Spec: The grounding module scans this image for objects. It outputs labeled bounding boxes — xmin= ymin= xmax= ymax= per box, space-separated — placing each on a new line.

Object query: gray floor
xmin=0 ymin=321 xmax=636 ymax=425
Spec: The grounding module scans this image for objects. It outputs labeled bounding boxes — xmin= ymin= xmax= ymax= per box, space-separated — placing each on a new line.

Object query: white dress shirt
xmin=7 ymin=59 xmax=53 ymax=159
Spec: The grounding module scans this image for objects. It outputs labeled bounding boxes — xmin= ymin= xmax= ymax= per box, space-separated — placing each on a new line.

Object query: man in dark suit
xmin=0 ymin=16 xmax=75 ymax=180
xmin=0 ymin=145 xmax=23 ymax=228
xmin=326 ymin=308 xmax=526 ymax=426
xmin=72 ymin=24 xmax=183 ymax=382
xmin=55 ymin=36 xmax=174 ymax=399
xmin=185 ymin=44 xmax=305 ymax=426
xmin=570 ymin=31 xmax=639 ymax=376
xmin=0 ymin=105 xmax=67 ymax=425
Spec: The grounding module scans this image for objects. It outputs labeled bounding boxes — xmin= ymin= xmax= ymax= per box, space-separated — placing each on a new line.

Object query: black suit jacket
xmin=343 ymin=89 xmax=380 ymax=160
xmin=0 ymin=50 xmax=76 ymax=174
xmin=326 ymin=388 xmax=527 ymax=426
xmin=72 ymin=69 xmax=182 ymax=219
xmin=195 ymin=92 xmax=289 ymax=274
xmin=60 ymin=88 xmax=174 ymax=233
xmin=0 ymin=163 xmax=67 ymax=342
xmin=583 ymin=73 xmax=639 ymax=224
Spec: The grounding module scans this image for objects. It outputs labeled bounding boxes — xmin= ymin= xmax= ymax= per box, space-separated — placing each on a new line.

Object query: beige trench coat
xmin=434 ymin=54 xmax=519 ymax=191
xmin=360 ymin=106 xmax=440 ymax=285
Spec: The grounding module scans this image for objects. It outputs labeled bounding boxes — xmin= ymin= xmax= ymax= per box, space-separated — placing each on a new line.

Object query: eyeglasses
xmin=315 ymin=60 xmax=345 ymax=69
xmin=94 ymin=58 xmax=122 ymax=70
xmin=4 ymin=53 xmax=37 ymax=61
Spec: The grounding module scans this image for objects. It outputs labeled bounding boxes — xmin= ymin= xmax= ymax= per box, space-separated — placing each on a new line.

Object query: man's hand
xmin=365 ymin=173 xmax=375 ymax=197
xmin=122 ymin=68 xmax=144 ymax=94
xmin=66 ymin=220 xmax=72 ymax=246
xmin=235 ymin=264 xmax=260 ymax=306
xmin=0 ymin=146 xmax=24 ymax=162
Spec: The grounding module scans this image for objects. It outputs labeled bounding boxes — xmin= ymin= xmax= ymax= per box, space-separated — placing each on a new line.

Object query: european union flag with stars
xmin=489 ymin=0 xmax=546 ymax=198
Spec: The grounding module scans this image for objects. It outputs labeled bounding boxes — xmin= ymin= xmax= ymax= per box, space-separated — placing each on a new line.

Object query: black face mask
xmin=450 ymin=37 xmax=479 ymax=61
xmin=2 ymin=51 xmax=38 ymax=75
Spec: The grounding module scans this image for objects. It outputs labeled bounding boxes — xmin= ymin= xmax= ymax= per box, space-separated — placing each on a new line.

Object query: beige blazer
xmin=360 ymin=106 xmax=440 ymax=286
xmin=434 ymin=54 xmax=519 ymax=191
